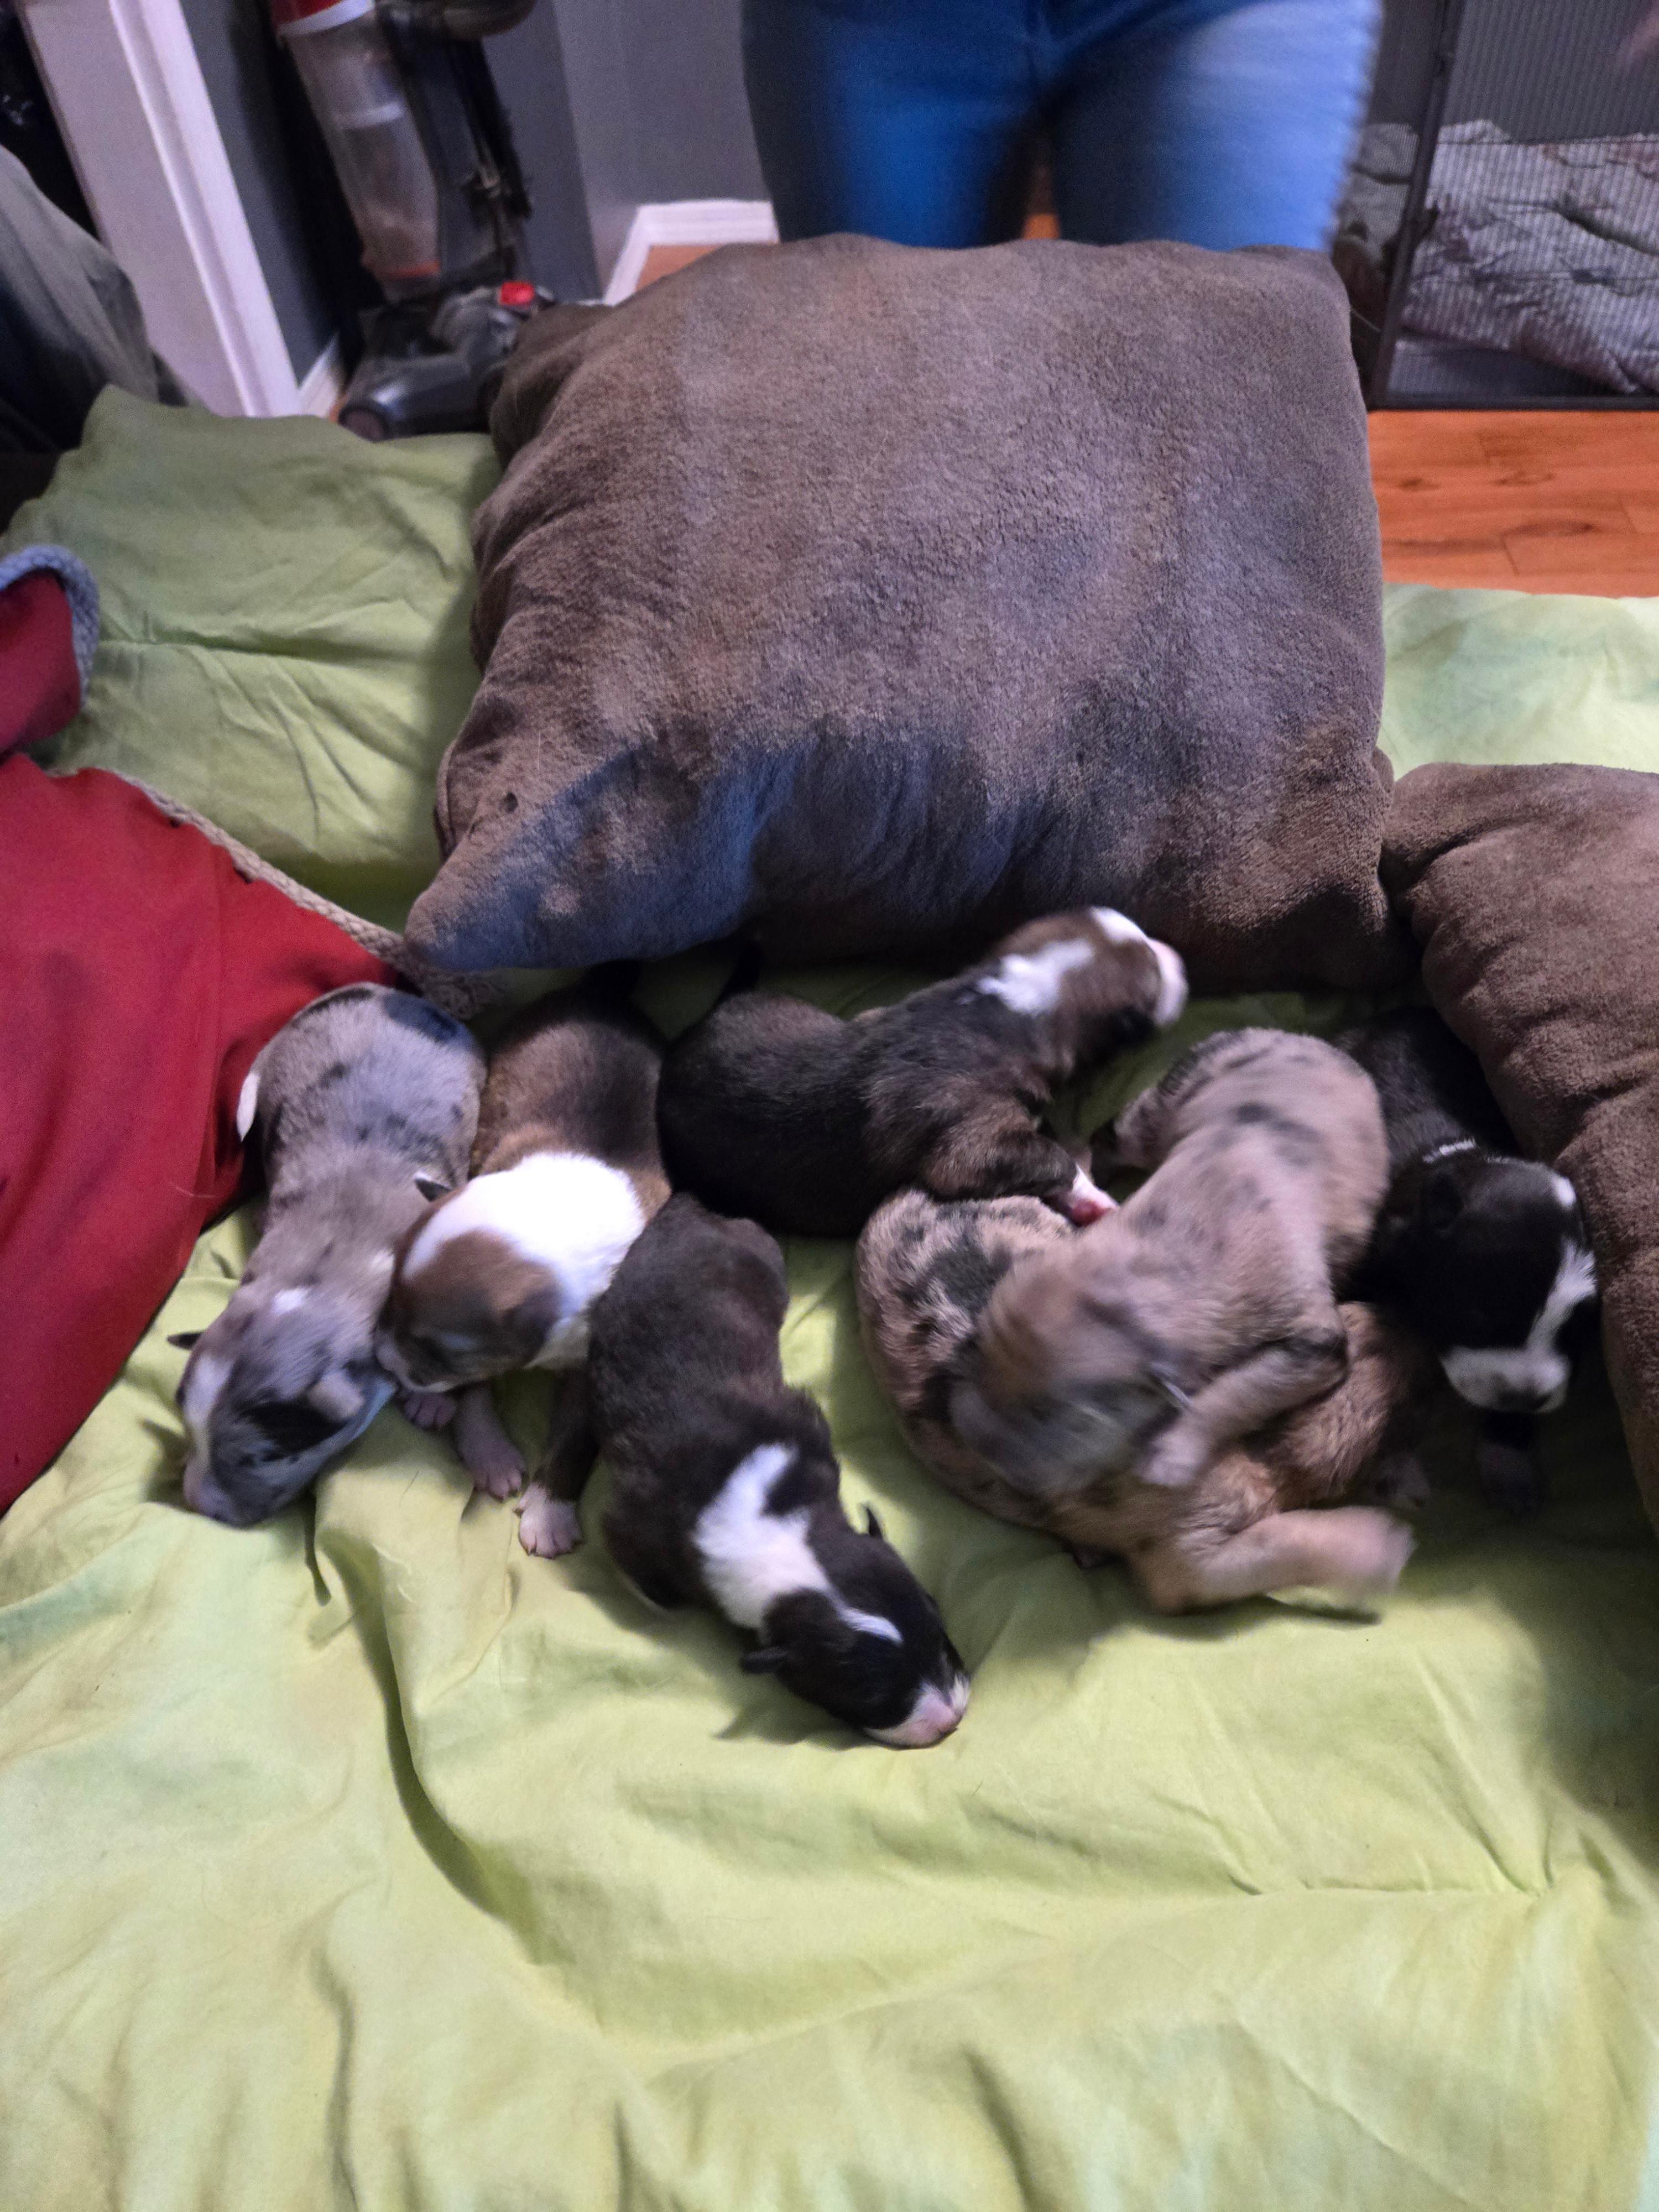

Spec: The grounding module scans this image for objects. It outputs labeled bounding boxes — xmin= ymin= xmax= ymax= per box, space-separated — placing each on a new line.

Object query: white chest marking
xmin=1442 ymin=1242 xmax=1598 ymax=1412
xmin=405 ymin=1154 xmax=645 ymax=1364
xmin=693 ymin=1446 xmax=901 ymax=1641
xmin=978 ymin=938 xmax=1094 ymax=1016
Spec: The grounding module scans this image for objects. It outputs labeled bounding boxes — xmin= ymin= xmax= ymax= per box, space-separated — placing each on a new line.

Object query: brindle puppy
xmin=932 ymin=1027 xmax=1392 ymax=1498
xmin=858 ymin=1185 xmax=1425 ymax=1612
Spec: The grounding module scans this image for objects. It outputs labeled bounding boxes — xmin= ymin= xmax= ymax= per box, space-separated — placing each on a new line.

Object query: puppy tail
xmin=583 ymin=959 xmax=644 ymax=1003
xmin=717 ymin=940 xmax=765 ymax=1003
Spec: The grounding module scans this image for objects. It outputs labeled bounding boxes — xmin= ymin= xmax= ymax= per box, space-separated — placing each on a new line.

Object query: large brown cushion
xmin=1383 ymin=761 xmax=1659 ymax=1520
xmin=406 ymin=234 xmax=1404 ymax=990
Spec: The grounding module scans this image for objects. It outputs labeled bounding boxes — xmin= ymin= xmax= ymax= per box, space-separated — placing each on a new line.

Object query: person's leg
xmin=743 ymin=0 xmax=1040 ymax=245
xmin=1049 ymin=0 xmax=1380 ymax=250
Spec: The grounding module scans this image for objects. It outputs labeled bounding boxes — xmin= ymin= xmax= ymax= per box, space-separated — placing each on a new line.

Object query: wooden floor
xmin=638 ymin=244 xmax=1659 ymax=598
xmin=1370 ymin=410 xmax=1659 ymax=596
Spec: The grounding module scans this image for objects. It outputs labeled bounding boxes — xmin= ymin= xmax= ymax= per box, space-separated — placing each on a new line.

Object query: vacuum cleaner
xmin=273 ymin=0 xmax=549 ymax=437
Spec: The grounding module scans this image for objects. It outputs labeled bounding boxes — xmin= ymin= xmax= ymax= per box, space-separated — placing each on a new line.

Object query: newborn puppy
xmin=858 ymin=1188 xmax=1422 ymax=1611
xmin=657 ymin=908 xmax=1187 ymax=1239
xmin=582 ymin=1192 xmax=969 ymax=1745
xmin=377 ymin=974 xmax=667 ymax=1543
xmin=172 ymin=985 xmax=485 ymax=1527
xmin=1341 ymin=1006 xmax=1598 ymax=1513
xmin=950 ymin=1028 xmax=1390 ymax=1498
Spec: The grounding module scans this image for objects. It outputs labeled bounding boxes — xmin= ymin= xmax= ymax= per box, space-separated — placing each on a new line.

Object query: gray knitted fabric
xmin=0 ymin=543 xmax=100 ymax=687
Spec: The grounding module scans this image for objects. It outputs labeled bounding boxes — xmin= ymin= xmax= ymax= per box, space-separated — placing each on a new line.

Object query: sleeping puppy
xmin=656 ymin=908 xmax=1187 ymax=1239
xmin=947 ymin=1029 xmax=1390 ymax=1499
xmin=375 ymin=974 xmax=668 ymax=1546
xmin=172 ymin=985 xmax=485 ymax=1527
xmin=1340 ymin=1007 xmax=1598 ymax=1513
xmin=577 ymin=1192 xmax=969 ymax=1745
xmin=858 ymin=1187 xmax=1423 ymax=1609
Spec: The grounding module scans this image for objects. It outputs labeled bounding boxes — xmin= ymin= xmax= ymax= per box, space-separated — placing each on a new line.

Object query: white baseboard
xmin=603 ymin=200 xmax=778 ymax=305
xmin=296 ymin=335 xmax=345 ymax=419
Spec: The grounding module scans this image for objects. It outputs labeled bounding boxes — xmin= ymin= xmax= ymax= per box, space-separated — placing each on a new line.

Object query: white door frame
xmin=19 ymin=0 xmax=338 ymax=415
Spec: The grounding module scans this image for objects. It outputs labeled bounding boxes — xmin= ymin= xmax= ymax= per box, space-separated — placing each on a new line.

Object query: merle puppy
xmin=656 ymin=908 xmax=1187 ymax=1239
xmin=172 ymin=985 xmax=485 ymax=1526
xmin=952 ymin=1029 xmax=1390 ymax=1498
xmin=1340 ymin=1006 xmax=1598 ymax=1511
xmin=858 ymin=1187 xmax=1425 ymax=1612
xmin=576 ymin=1192 xmax=969 ymax=1746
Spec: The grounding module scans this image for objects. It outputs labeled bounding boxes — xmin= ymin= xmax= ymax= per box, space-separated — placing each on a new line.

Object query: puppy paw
xmin=1475 ymin=1433 xmax=1546 ymax=1517
xmin=469 ymin=1444 xmax=526 ymax=1501
xmin=1324 ymin=1509 xmax=1415 ymax=1606
xmin=1058 ymin=1168 xmax=1117 ymax=1226
xmin=517 ymin=1491 xmax=583 ymax=1558
xmin=1136 ymin=1436 xmax=1203 ymax=1490
xmin=398 ymin=1388 xmax=456 ymax=1432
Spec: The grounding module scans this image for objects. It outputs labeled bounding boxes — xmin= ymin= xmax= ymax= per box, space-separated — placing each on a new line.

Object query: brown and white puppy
xmin=656 ymin=908 xmax=1187 ymax=1240
xmin=858 ymin=1187 xmax=1425 ymax=1611
xmin=376 ymin=975 xmax=668 ymax=1546
xmin=949 ymin=1028 xmax=1391 ymax=1498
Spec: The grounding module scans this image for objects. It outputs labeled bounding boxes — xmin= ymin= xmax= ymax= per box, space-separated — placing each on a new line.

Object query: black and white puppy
xmin=1341 ymin=1006 xmax=1598 ymax=1509
xmin=657 ymin=909 xmax=1187 ymax=1239
xmin=582 ymin=1193 xmax=969 ymax=1746
xmin=172 ymin=985 xmax=485 ymax=1526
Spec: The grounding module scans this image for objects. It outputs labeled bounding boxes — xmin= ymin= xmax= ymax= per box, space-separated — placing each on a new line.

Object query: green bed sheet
xmin=5 ymin=397 xmax=1659 ymax=2212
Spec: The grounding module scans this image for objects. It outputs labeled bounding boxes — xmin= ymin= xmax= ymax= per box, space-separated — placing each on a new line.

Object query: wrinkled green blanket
xmin=3 ymin=397 xmax=1658 ymax=2212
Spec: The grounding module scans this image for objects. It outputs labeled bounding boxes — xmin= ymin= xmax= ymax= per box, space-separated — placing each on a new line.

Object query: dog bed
xmin=3 ymin=397 xmax=1659 ymax=2212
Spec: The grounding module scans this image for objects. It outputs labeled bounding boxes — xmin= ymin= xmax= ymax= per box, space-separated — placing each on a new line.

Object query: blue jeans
xmin=743 ymin=0 xmax=1379 ymax=251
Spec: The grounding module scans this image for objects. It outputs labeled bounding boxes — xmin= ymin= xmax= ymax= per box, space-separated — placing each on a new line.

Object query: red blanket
xmin=0 ymin=563 xmax=395 ymax=1507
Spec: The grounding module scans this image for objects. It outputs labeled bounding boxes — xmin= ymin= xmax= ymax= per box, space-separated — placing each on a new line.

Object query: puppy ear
xmin=168 ymin=1331 xmax=202 ymax=1351
xmin=414 ymin=1174 xmax=450 ymax=1203
xmin=1424 ymin=1167 xmax=1464 ymax=1233
xmin=740 ymin=1645 xmax=789 ymax=1675
xmin=308 ymin=1371 xmax=365 ymax=1426
xmin=863 ymin=1504 xmax=886 ymax=1542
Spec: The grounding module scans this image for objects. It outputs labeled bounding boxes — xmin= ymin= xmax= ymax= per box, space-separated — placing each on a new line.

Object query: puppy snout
xmin=869 ymin=1673 xmax=971 ymax=1749
xmin=1060 ymin=1168 xmax=1115 ymax=1226
xmin=181 ymin=1458 xmax=258 ymax=1528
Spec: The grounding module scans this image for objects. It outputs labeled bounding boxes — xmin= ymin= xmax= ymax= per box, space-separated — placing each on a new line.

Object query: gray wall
xmin=619 ymin=0 xmax=763 ymax=202
xmin=516 ymin=0 xmax=764 ymax=293
xmin=1447 ymin=0 xmax=1659 ymax=142
xmin=177 ymin=0 xmax=337 ymax=381
xmin=1370 ymin=0 xmax=1659 ymax=140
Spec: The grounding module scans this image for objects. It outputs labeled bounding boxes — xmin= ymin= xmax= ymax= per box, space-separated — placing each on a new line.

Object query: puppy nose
xmin=871 ymin=1676 xmax=971 ymax=1749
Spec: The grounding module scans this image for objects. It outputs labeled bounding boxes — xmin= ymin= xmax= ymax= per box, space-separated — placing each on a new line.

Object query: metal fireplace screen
xmin=1338 ymin=0 xmax=1659 ymax=405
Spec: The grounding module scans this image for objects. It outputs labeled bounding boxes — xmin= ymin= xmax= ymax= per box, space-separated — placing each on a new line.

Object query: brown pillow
xmin=1383 ymin=761 xmax=1659 ymax=1521
xmin=407 ymin=233 xmax=1405 ymax=990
